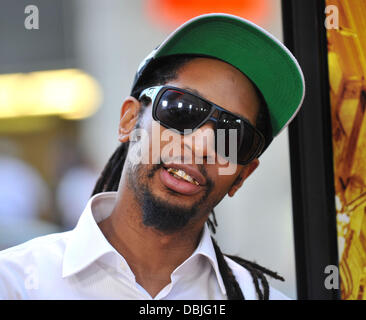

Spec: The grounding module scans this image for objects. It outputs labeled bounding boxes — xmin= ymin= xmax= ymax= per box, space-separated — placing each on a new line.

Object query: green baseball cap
xmin=132 ymin=13 xmax=305 ymax=137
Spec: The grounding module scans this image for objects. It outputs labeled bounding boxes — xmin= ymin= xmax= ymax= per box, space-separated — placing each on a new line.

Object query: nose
xmin=183 ymin=122 xmax=216 ymax=164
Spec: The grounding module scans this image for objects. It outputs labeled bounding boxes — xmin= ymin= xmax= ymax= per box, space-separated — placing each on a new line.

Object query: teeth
xmin=167 ymin=168 xmax=199 ymax=185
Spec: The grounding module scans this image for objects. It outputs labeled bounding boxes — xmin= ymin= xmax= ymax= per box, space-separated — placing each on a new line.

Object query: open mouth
xmin=166 ymin=168 xmax=200 ymax=186
xmin=159 ymin=165 xmax=204 ymax=195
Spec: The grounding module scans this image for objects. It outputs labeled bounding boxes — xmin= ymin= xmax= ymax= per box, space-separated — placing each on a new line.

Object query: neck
xmin=98 ymin=182 xmax=207 ymax=298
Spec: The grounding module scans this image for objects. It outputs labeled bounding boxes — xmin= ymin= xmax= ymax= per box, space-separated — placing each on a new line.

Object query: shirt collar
xmin=62 ymin=192 xmax=226 ymax=295
xmin=191 ymin=224 xmax=227 ymax=295
xmin=62 ymin=192 xmax=117 ymax=278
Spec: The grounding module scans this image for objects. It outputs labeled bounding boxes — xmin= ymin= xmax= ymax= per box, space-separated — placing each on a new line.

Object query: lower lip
xmin=159 ymin=168 xmax=202 ymax=195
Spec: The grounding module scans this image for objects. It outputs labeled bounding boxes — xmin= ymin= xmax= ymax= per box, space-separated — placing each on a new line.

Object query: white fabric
xmin=0 ymin=192 xmax=289 ymax=300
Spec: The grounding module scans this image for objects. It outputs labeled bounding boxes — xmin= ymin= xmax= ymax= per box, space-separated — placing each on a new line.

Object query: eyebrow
xmin=182 ymin=86 xmax=245 ymax=119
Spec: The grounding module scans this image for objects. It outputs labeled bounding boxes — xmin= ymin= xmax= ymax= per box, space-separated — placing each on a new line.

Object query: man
xmin=0 ymin=13 xmax=304 ymax=300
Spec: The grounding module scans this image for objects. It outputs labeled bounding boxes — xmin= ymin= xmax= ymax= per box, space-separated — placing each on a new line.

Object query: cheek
xmin=138 ymin=108 xmax=153 ymax=131
xmin=216 ymin=176 xmax=237 ymax=192
xmin=134 ymin=110 xmax=165 ymax=163
xmin=208 ymin=176 xmax=236 ymax=208
xmin=207 ymin=165 xmax=240 ymax=193
xmin=150 ymin=122 xmax=180 ymax=163
xmin=151 ymin=123 xmax=188 ymax=163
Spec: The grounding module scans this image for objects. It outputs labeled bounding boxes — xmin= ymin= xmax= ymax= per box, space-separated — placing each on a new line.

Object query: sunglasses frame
xmin=139 ymin=85 xmax=265 ymax=165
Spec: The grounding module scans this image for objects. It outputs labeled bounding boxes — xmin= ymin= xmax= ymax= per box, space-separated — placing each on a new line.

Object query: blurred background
xmin=0 ymin=0 xmax=296 ymax=298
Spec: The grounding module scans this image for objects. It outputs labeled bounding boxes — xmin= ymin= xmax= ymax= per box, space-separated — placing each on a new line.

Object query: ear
xmin=118 ymin=96 xmax=141 ymax=143
xmin=227 ymin=159 xmax=259 ymax=197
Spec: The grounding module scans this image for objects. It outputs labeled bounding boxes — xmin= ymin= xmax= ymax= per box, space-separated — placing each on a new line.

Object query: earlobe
xmin=227 ymin=159 xmax=260 ymax=197
xmin=118 ymin=96 xmax=141 ymax=143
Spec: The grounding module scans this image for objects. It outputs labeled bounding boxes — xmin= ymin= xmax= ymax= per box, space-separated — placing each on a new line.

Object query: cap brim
xmin=154 ymin=13 xmax=305 ymax=136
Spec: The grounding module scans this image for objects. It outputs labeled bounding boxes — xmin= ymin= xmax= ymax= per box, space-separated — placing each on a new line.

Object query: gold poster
xmin=327 ymin=0 xmax=366 ymax=300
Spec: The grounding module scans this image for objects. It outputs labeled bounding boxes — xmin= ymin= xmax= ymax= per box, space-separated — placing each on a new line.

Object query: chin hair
xmin=140 ymin=188 xmax=198 ymax=233
xmin=127 ymin=160 xmax=214 ymax=234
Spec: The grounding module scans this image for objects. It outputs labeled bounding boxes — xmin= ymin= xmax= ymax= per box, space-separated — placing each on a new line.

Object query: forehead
xmin=166 ymin=57 xmax=260 ymax=124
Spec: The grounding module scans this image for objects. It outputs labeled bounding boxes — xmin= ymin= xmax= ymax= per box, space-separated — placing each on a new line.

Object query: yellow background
xmin=327 ymin=0 xmax=366 ymax=300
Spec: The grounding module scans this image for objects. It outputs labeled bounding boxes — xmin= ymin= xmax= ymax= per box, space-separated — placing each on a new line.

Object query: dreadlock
xmin=92 ymin=55 xmax=283 ymax=300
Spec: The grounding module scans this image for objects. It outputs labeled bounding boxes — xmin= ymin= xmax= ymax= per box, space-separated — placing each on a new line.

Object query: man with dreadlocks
xmin=0 ymin=14 xmax=304 ymax=300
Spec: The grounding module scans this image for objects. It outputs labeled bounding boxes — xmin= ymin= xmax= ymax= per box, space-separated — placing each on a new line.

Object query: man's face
xmin=121 ymin=57 xmax=261 ymax=233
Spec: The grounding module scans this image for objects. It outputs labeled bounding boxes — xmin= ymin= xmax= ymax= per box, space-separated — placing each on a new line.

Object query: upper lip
xmin=162 ymin=163 xmax=207 ymax=186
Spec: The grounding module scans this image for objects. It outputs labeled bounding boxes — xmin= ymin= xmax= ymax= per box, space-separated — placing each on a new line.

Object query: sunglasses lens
xmin=156 ymin=89 xmax=211 ymax=131
xmin=216 ymin=112 xmax=242 ymax=158
xmin=217 ymin=112 xmax=263 ymax=164
xmin=237 ymin=124 xmax=263 ymax=164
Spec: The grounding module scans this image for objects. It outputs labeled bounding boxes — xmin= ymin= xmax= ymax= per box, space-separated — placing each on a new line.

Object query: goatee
xmin=128 ymin=162 xmax=214 ymax=233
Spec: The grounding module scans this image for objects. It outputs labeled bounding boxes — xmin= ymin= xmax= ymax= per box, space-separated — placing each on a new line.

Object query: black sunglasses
xmin=139 ymin=85 xmax=265 ymax=165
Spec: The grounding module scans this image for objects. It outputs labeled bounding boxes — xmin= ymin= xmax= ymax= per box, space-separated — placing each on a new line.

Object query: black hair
xmin=92 ymin=54 xmax=283 ymax=300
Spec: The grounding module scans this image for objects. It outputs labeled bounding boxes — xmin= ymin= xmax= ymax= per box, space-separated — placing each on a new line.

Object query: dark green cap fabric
xmin=133 ymin=13 xmax=305 ymax=137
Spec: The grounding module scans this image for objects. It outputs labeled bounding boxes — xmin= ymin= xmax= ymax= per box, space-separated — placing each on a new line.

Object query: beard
xmin=127 ymin=160 xmax=214 ymax=234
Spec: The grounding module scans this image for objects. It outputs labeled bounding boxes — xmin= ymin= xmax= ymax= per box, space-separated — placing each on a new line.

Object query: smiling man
xmin=0 ymin=14 xmax=304 ymax=300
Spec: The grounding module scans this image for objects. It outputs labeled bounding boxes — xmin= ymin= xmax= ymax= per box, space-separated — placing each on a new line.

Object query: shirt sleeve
xmin=0 ymin=276 xmax=7 ymax=299
xmin=0 ymin=251 xmax=29 ymax=300
xmin=0 ymin=258 xmax=16 ymax=299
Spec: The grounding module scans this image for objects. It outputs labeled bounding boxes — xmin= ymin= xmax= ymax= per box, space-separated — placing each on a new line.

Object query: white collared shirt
xmin=0 ymin=192 xmax=288 ymax=300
